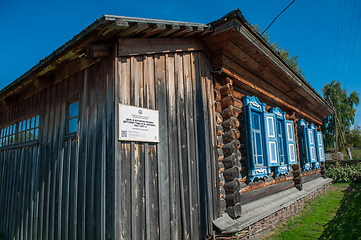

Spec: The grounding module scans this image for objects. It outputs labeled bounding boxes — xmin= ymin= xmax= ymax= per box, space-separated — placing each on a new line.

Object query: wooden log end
xmin=226 ymin=203 xmax=241 ymax=219
xmin=223 ymin=166 xmax=240 ymax=180
xmin=225 ymin=191 xmax=241 ymax=206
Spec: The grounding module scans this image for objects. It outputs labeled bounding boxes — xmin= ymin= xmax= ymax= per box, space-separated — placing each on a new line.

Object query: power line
xmin=340 ymin=0 xmax=357 ymax=83
xmin=344 ymin=11 xmax=361 ymax=87
xmin=211 ymin=0 xmax=296 ymax=74
xmin=332 ymin=0 xmax=347 ymax=80
xmin=332 ymin=0 xmax=343 ymax=79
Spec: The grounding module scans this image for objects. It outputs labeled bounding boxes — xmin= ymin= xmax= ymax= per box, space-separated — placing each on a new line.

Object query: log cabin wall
xmin=212 ymin=73 xmax=327 ymax=214
xmin=114 ymin=50 xmax=219 ymax=239
xmin=0 ymin=52 xmax=116 ymax=240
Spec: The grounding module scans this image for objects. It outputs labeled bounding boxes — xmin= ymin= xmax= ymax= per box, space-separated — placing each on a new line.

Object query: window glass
xmin=267 ymin=117 xmax=275 ymax=137
xmin=269 ymin=141 xmax=277 ymax=163
xmin=36 ymin=115 xmax=39 ymax=127
xmin=69 ymin=118 xmax=78 ymax=133
xmin=1 ymin=114 xmax=40 ymax=147
xmin=18 ymin=115 xmax=40 ymax=144
xmin=69 ymin=102 xmax=79 ymax=118
xmin=287 ymin=123 xmax=293 ymax=140
xmin=252 ymin=112 xmax=260 ymax=130
xmin=68 ymin=101 xmax=79 ymax=134
xmin=289 ymin=144 xmax=295 ymax=161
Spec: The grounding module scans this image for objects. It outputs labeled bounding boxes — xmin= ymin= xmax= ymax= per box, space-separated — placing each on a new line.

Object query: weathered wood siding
xmin=114 ymin=50 xmax=218 ymax=240
xmin=0 ymin=52 xmax=115 ymax=240
xmin=0 ymin=47 xmax=218 ymax=239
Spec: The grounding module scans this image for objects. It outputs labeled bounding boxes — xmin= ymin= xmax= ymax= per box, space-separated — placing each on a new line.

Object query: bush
xmin=327 ymin=162 xmax=361 ymax=183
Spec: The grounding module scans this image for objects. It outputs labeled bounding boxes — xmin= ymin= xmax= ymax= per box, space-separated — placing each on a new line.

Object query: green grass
xmin=342 ymin=149 xmax=361 ymax=160
xmin=264 ymin=183 xmax=361 ymax=240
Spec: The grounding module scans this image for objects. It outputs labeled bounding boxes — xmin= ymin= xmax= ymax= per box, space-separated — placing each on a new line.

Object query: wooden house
xmin=0 ymin=9 xmax=333 ymax=240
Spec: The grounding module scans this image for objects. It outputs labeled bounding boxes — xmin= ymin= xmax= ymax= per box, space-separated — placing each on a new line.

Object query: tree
xmin=251 ymin=24 xmax=305 ymax=79
xmin=346 ymin=124 xmax=361 ymax=149
xmin=322 ymin=80 xmax=359 ymax=150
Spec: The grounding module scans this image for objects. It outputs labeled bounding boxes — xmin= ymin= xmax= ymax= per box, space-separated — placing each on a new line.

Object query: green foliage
xmin=345 ymin=124 xmax=361 ymax=149
xmin=322 ymin=81 xmax=359 ymax=150
xmin=326 ymin=162 xmax=361 ymax=183
xmin=251 ymin=24 xmax=305 ymax=79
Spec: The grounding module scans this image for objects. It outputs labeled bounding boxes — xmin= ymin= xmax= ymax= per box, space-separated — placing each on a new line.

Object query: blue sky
xmin=1 ymin=0 xmax=360 ymax=126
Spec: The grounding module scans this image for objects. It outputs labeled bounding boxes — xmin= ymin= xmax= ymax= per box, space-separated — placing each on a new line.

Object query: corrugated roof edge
xmin=208 ymin=9 xmax=333 ymax=115
xmin=104 ymin=15 xmax=210 ymax=27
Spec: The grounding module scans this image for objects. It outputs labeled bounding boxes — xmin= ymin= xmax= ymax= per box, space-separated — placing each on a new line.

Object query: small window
xmin=18 ymin=115 xmax=40 ymax=143
xmin=67 ymin=101 xmax=79 ymax=133
xmin=0 ymin=114 xmax=40 ymax=147
xmin=0 ymin=124 xmax=16 ymax=147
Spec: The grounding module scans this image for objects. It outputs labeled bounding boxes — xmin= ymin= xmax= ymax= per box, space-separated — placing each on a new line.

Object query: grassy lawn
xmin=264 ymin=183 xmax=361 ymax=240
xmin=342 ymin=149 xmax=361 ymax=160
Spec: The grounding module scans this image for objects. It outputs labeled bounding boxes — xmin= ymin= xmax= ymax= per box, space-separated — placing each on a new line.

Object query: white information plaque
xmin=119 ymin=104 xmax=159 ymax=142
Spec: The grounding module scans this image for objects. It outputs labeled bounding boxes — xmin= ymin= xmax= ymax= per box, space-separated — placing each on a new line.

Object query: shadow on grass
xmin=319 ymin=182 xmax=361 ymax=240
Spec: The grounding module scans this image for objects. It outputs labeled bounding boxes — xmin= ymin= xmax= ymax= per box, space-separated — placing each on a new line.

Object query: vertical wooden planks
xmin=106 ymin=52 xmax=115 ymax=240
xmin=185 ymin=51 xmax=200 ymax=239
xmin=166 ymin=53 xmax=182 ymax=240
xmin=155 ymin=53 xmax=171 ymax=240
xmin=85 ymin=63 xmax=96 ymax=240
xmin=204 ymin=56 xmax=219 ymax=220
xmin=78 ymin=68 xmax=90 ymax=240
xmin=49 ymin=82 xmax=61 ymax=240
xmin=143 ymin=55 xmax=159 ymax=240
xmin=131 ymin=55 xmax=146 ymax=240
xmin=0 ymin=49 xmax=219 ymax=240
xmin=61 ymin=140 xmax=70 ymax=240
xmin=69 ymin=138 xmax=79 ymax=240
xmin=59 ymin=78 xmax=68 ymax=240
xmin=175 ymin=52 xmax=191 ymax=239
xmin=68 ymin=74 xmax=79 ymax=240
xmin=93 ymin=60 xmax=103 ymax=240
xmin=118 ymin=56 xmax=132 ymax=240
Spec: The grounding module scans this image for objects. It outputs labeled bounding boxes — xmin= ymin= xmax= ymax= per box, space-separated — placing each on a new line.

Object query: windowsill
xmin=0 ymin=140 xmax=39 ymax=150
xmin=64 ymin=132 xmax=77 ymax=140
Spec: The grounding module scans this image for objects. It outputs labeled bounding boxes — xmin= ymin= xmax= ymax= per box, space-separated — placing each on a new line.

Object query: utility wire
xmin=344 ymin=11 xmax=361 ymax=87
xmin=211 ymin=0 xmax=295 ymax=74
xmin=333 ymin=0 xmax=347 ymax=80
xmin=332 ymin=0 xmax=343 ymax=79
xmin=340 ymin=0 xmax=357 ymax=82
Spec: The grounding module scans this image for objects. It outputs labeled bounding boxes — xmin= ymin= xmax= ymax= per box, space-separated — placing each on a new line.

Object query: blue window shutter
xmin=262 ymin=111 xmax=279 ymax=167
xmin=243 ymin=96 xmax=269 ymax=181
xmin=270 ymin=107 xmax=290 ymax=175
xmin=285 ymin=120 xmax=297 ymax=165
xmin=308 ymin=124 xmax=317 ymax=168
xmin=298 ymin=119 xmax=311 ymax=170
xmin=277 ymin=120 xmax=285 ymax=165
xmin=314 ymin=130 xmax=325 ymax=163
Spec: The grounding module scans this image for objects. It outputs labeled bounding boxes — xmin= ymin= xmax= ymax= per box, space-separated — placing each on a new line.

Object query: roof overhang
xmin=0 ymin=15 xmax=211 ymax=112
xmin=0 ymin=9 xmax=333 ymax=124
xmin=201 ymin=9 xmax=333 ymax=124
